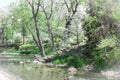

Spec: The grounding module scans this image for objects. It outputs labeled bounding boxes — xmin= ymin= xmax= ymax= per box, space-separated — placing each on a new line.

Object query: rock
xmin=19 ymin=61 xmax=24 ymax=66
xmin=39 ymin=59 xmax=45 ymax=63
xmin=82 ymin=64 xmax=93 ymax=71
xmin=19 ymin=61 xmax=24 ymax=64
xmin=68 ymin=67 xmax=77 ymax=74
xmin=33 ymin=60 xmax=39 ymax=64
xmin=33 ymin=60 xmax=43 ymax=64
xmin=43 ymin=63 xmax=55 ymax=67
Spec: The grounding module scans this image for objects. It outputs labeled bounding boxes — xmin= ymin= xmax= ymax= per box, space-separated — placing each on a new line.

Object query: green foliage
xmin=53 ymin=55 xmax=86 ymax=68
xmin=44 ymin=42 xmax=55 ymax=55
xmin=1 ymin=0 xmax=120 ymax=70
xmin=6 ymin=49 xmax=19 ymax=53
xmin=111 ymin=4 xmax=120 ymax=21
xmin=108 ymin=47 xmax=120 ymax=64
xmin=19 ymin=43 xmax=39 ymax=54
xmin=14 ymin=37 xmax=21 ymax=50
xmin=95 ymin=49 xmax=104 ymax=57
xmin=53 ymin=59 xmax=61 ymax=64
xmin=83 ymin=16 xmax=100 ymax=35
xmin=94 ymin=55 xmax=108 ymax=70
xmin=53 ymin=55 xmax=68 ymax=64
xmin=19 ymin=44 xmax=35 ymax=50
xmin=97 ymin=36 xmax=117 ymax=48
xmin=19 ymin=49 xmax=39 ymax=55
xmin=6 ymin=25 xmax=13 ymax=39
xmin=83 ymin=16 xmax=101 ymax=42
xmin=67 ymin=56 xmax=84 ymax=68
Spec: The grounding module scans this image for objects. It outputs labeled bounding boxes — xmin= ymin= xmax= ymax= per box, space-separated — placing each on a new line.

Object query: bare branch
xmin=72 ymin=0 xmax=79 ymax=16
xmin=26 ymin=0 xmax=35 ymax=17
xmin=48 ymin=0 xmax=53 ymax=19
xmin=26 ymin=0 xmax=32 ymax=7
xmin=64 ymin=0 xmax=70 ymax=12
xmin=39 ymin=3 xmax=48 ymax=19
xmin=35 ymin=0 xmax=40 ymax=17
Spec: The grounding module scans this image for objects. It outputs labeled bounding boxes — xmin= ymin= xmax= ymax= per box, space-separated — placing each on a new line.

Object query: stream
xmin=0 ymin=52 xmax=120 ymax=80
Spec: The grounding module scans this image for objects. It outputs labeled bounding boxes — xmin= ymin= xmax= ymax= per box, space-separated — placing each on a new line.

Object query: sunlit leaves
xmin=97 ymin=36 xmax=117 ymax=48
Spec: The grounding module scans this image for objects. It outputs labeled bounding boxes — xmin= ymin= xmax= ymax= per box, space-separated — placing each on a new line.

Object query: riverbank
xmin=0 ymin=66 xmax=22 ymax=80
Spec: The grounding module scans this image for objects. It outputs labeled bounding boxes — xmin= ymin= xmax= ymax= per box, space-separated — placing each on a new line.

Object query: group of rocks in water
xmin=19 ymin=59 xmax=120 ymax=79
xmin=19 ymin=59 xmax=77 ymax=74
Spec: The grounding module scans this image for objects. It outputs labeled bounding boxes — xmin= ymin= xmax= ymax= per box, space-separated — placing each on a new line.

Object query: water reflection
xmin=0 ymin=54 xmax=119 ymax=80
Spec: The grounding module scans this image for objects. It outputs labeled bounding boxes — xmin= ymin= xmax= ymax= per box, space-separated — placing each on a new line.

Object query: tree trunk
xmin=47 ymin=20 xmax=56 ymax=50
xmin=27 ymin=0 xmax=45 ymax=57
xmin=76 ymin=25 xmax=79 ymax=45
xmin=64 ymin=19 xmax=71 ymax=43
xmin=22 ymin=26 xmax=26 ymax=44
xmin=34 ymin=18 xmax=45 ymax=57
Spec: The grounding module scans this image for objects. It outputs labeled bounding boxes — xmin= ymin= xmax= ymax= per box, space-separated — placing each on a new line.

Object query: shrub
xmin=14 ymin=37 xmax=21 ymax=50
xmin=67 ymin=56 xmax=84 ymax=68
xmin=19 ymin=44 xmax=36 ymax=50
xmin=53 ymin=55 xmax=68 ymax=64
xmin=44 ymin=42 xmax=56 ymax=55
xmin=108 ymin=47 xmax=120 ymax=64
xmin=53 ymin=59 xmax=61 ymax=64
xmin=94 ymin=56 xmax=108 ymax=70
xmin=19 ymin=43 xmax=39 ymax=54
xmin=83 ymin=16 xmax=101 ymax=39
xmin=53 ymin=55 xmax=85 ymax=68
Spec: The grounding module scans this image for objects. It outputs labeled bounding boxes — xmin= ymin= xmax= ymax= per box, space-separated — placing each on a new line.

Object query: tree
xmin=64 ymin=0 xmax=79 ymax=42
xmin=27 ymin=0 xmax=45 ymax=57
xmin=39 ymin=0 xmax=56 ymax=50
xmin=0 ymin=15 xmax=8 ymax=45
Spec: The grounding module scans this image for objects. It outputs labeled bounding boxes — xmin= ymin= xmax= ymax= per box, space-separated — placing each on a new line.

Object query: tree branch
xmin=35 ymin=0 xmax=40 ymax=18
xmin=39 ymin=3 xmax=48 ymax=19
xmin=64 ymin=0 xmax=70 ymax=12
xmin=48 ymin=0 xmax=53 ymax=19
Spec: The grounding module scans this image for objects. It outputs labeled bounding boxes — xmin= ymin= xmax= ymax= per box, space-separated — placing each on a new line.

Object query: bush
xmin=44 ymin=42 xmax=56 ymax=55
xmin=53 ymin=55 xmax=68 ymax=64
xmin=14 ymin=37 xmax=21 ymax=50
xmin=94 ymin=56 xmax=108 ymax=70
xmin=83 ymin=16 xmax=101 ymax=36
xmin=108 ymin=47 xmax=120 ymax=64
xmin=67 ymin=56 xmax=84 ymax=68
xmin=53 ymin=59 xmax=61 ymax=64
xmin=53 ymin=55 xmax=85 ymax=68
xmin=19 ymin=43 xmax=39 ymax=54
xmin=19 ymin=44 xmax=36 ymax=50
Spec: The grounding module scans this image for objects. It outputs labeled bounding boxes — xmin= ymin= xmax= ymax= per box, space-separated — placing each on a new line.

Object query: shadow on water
xmin=0 ymin=52 xmax=119 ymax=80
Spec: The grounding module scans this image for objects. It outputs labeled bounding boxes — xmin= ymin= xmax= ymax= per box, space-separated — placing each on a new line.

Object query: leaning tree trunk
xmin=34 ymin=18 xmax=46 ymax=57
xmin=27 ymin=0 xmax=46 ymax=57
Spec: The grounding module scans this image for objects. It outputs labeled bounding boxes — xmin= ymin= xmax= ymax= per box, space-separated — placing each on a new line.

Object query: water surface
xmin=0 ymin=53 xmax=119 ymax=80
